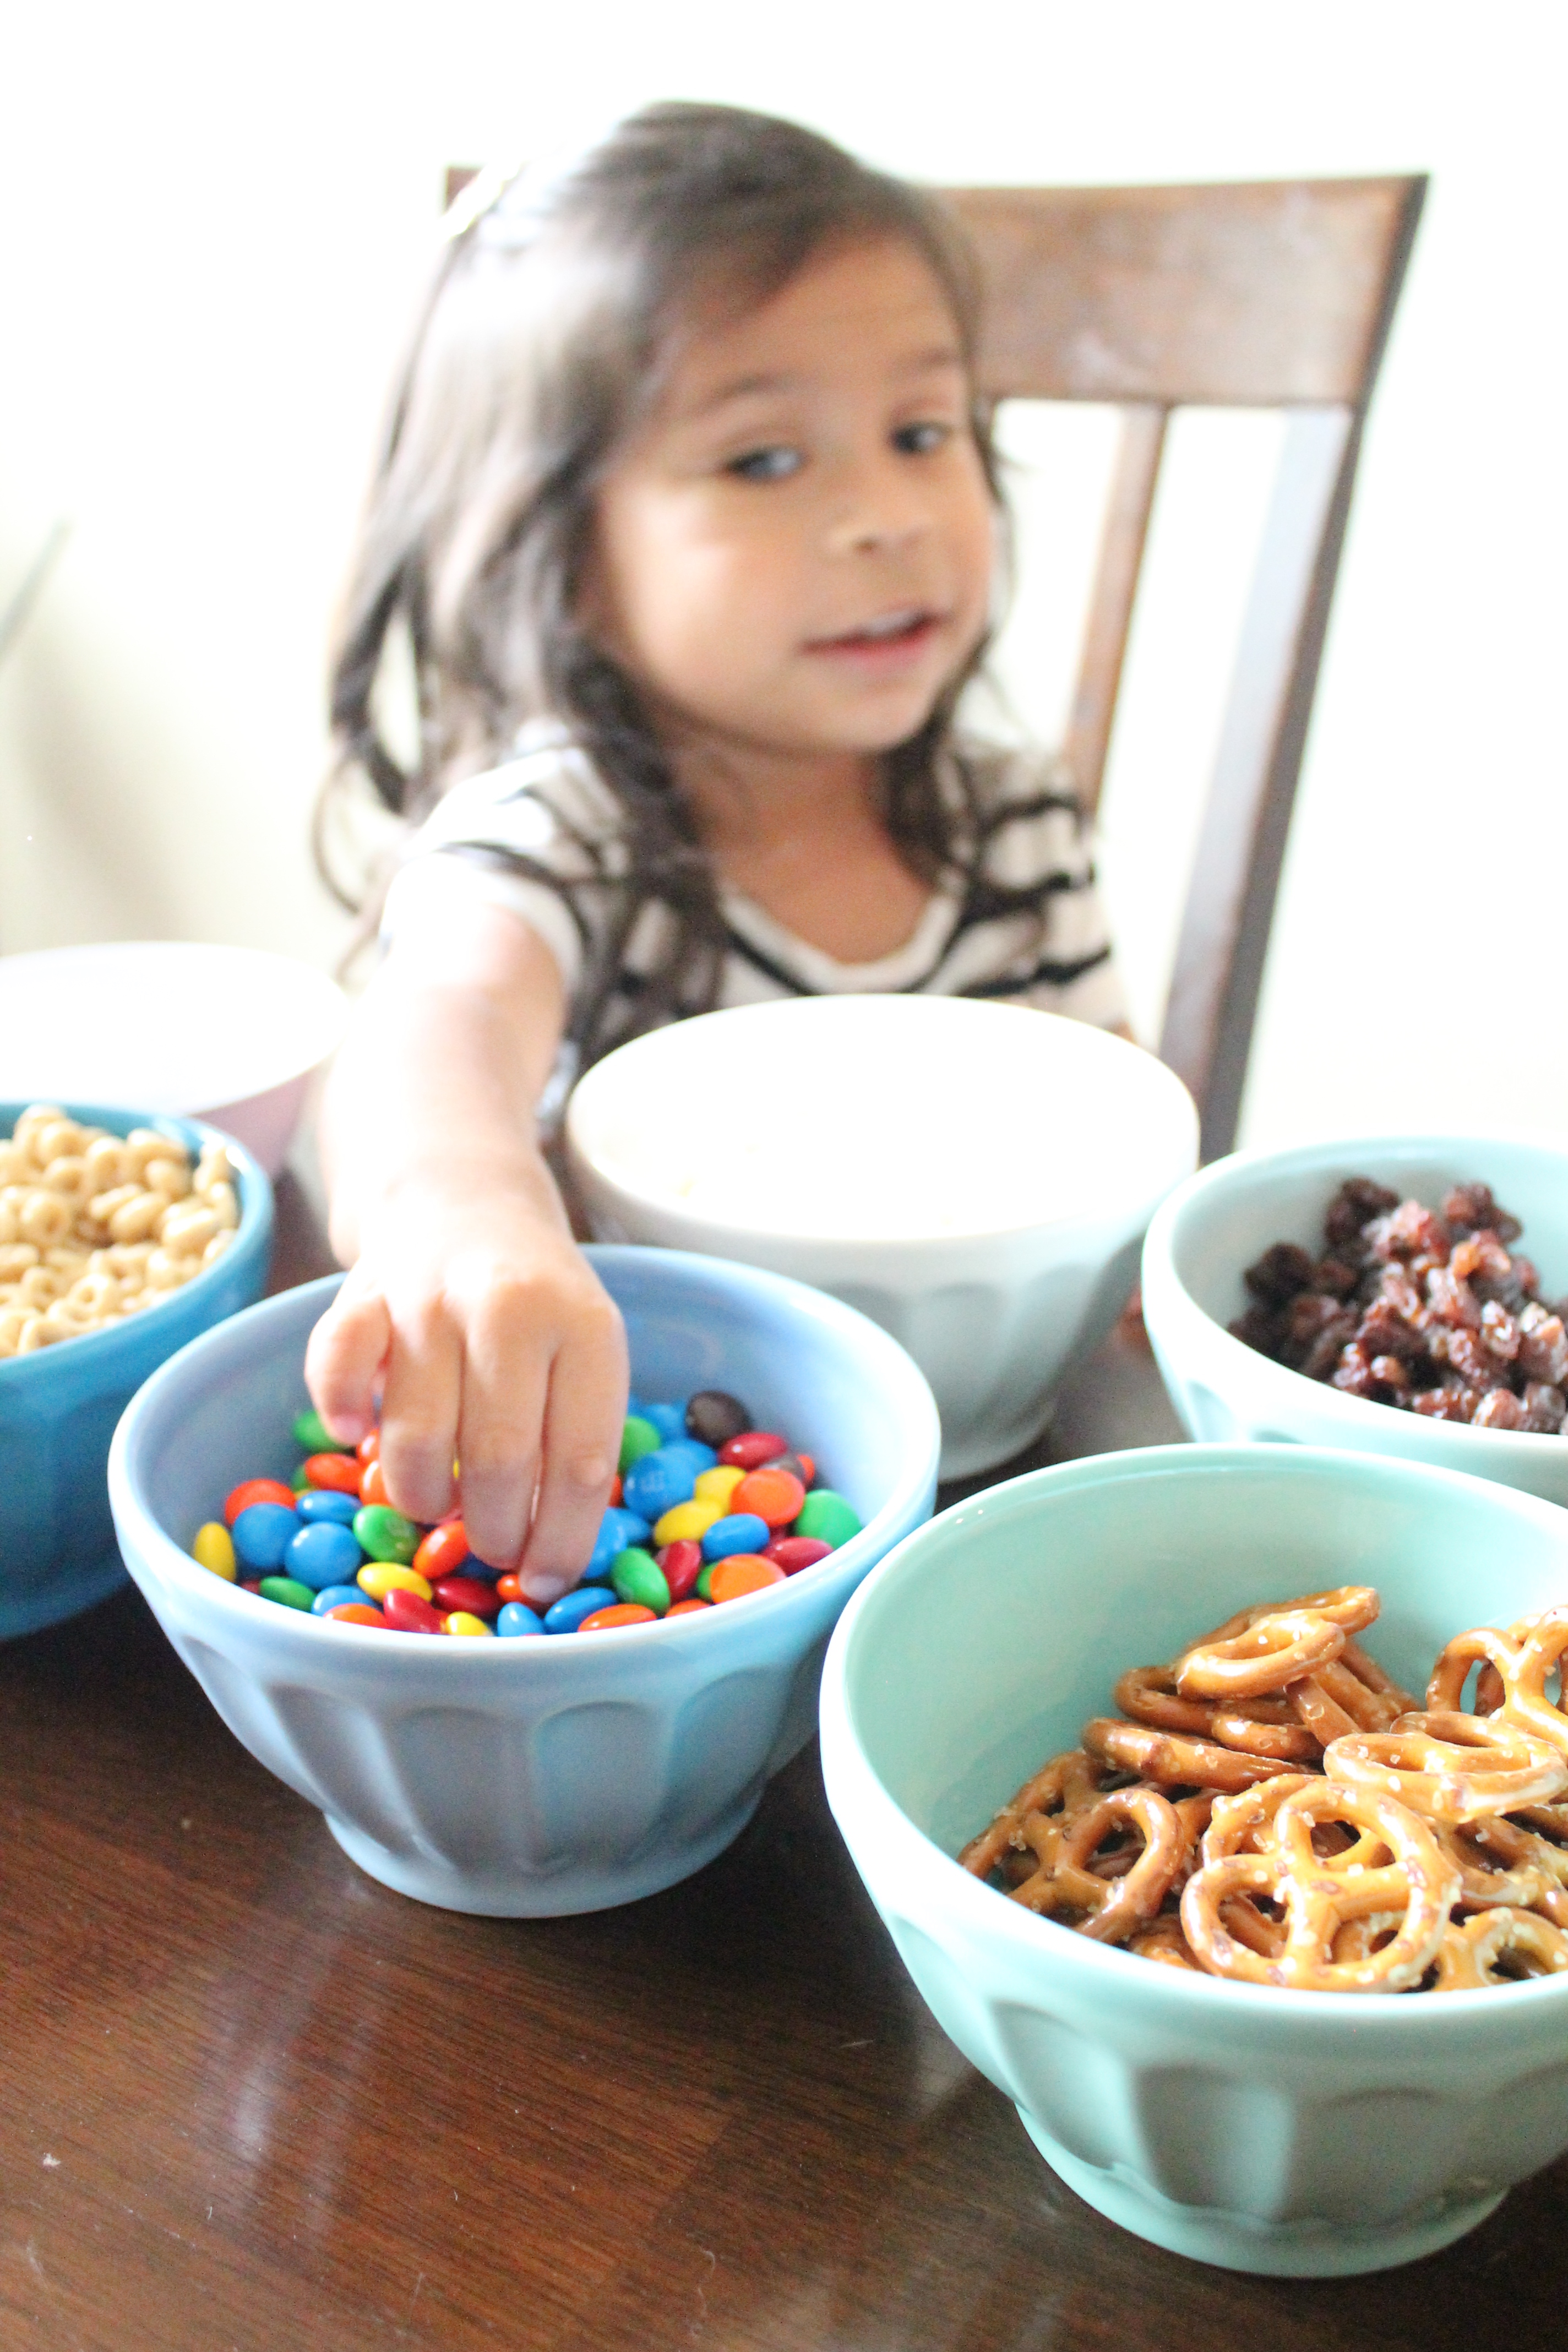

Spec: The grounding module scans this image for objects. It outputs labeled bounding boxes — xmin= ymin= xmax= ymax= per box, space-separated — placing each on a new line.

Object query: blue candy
xmin=497 ymin=1600 xmax=546 ymax=1637
xmin=641 ymin=1401 xmax=687 ymax=1443
xmin=297 ymin=1488 xmax=360 ymax=1526
xmin=700 ymin=1512 xmax=770 ymax=1562
xmin=285 ymin=1518 xmax=366 ymax=1591
xmin=543 ymin=1585 xmax=617 ymax=1635
xmin=621 ymin=1441 xmax=716 ymax=1523
xmin=588 ymin=1504 xmax=652 ymax=1577
xmin=311 ymin=1583 xmax=367 ymax=1615
xmin=231 ymin=1500 xmax=300 ymax=1572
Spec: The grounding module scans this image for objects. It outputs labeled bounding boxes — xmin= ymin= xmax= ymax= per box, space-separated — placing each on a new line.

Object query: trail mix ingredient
xmin=961 ymin=1585 xmax=1568 ymax=1992
xmin=0 ymin=1104 xmax=238 ymax=1358
xmin=1232 ymin=1178 xmax=1568 ymax=1431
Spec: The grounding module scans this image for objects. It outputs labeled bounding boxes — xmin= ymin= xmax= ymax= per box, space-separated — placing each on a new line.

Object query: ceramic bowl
xmin=565 ymin=996 xmax=1198 ymax=1478
xmin=820 ymin=1442 xmax=1568 ymax=2276
xmin=108 ymin=1246 xmax=939 ymax=1917
xmin=1 ymin=1102 xmax=272 ymax=1638
xmin=1142 ymin=1135 xmax=1568 ymax=1505
xmin=0 ymin=943 xmax=349 ymax=1175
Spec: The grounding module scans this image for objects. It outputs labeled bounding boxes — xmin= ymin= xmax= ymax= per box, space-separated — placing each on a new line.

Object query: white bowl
xmin=0 ymin=942 xmax=348 ymax=1176
xmin=820 ymin=1443 xmax=1568 ymax=2276
xmin=108 ymin=1248 xmax=939 ymax=1916
xmin=566 ymin=997 xmax=1198 ymax=1477
xmin=1142 ymin=1134 xmax=1568 ymax=1504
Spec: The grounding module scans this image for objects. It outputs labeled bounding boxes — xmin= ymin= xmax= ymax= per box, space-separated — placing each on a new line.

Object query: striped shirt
xmin=383 ymin=723 xmax=1126 ymax=1068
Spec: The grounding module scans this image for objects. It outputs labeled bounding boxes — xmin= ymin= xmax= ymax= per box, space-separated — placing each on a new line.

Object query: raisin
xmin=1480 ymin=1299 xmax=1521 ymax=1363
xmin=1229 ymin=1304 xmax=1286 ymax=1357
xmin=1242 ymin=1242 xmax=1316 ymax=1305
xmin=1300 ymin=1315 xmax=1358 ymax=1381
xmin=1522 ymin=1382 xmax=1567 ymax=1434
xmin=1365 ymin=1204 xmax=1451 ymax=1263
xmin=1518 ymin=1309 xmax=1568 ymax=1387
xmin=1313 ymin=1256 xmax=1360 ymax=1300
xmin=1355 ymin=1302 xmax=1425 ymax=1364
xmin=1411 ymin=1385 xmax=1480 ymax=1422
xmin=1473 ymin=1387 xmax=1528 ymax=1430
xmin=1425 ymin=1266 xmax=1482 ymax=1331
xmin=1368 ymin=1354 xmax=1410 ymax=1393
xmin=1331 ymin=1342 xmax=1382 ymax=1397
xmin=1323 ymin=1179 xmax=1398 ymax=1250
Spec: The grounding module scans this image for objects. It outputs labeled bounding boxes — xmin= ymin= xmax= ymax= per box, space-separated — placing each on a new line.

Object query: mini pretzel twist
xmin=1008 ymin=1787 xmax=1188 ymax=1944
xmin=1180 ymin=1782 xmax=1460 ymax=1992
xmin=1325 ymin=1709 xmax=1568 ymax=1825
xmin=1081 ymin=1717 xmax=1281 ymax=1792
xmin=1174 ymin=1608 xmax=1346 ymax=1701
xmin=957 ymin=1747 xmax=1103 ymax=1880
xmin=1430 ymin=1907 xmax=1568 ymax=1991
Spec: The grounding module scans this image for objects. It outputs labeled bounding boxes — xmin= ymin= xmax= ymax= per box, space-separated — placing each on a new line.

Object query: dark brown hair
xmin=319 ymin=101 xmax=1002 ymax=1064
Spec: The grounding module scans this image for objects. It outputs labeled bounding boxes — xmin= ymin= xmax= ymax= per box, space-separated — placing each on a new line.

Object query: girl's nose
xmin=823 ymin=456 xmax=932 ymax=557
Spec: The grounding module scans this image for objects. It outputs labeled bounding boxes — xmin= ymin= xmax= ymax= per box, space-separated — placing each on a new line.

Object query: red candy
xmin=224 ymin=1478 xmax=295 ymax=1526
xmin=415 ymin=1521 xmax=472 ymax=1582
xmin=764 ymin=1536 xmax=832 ymax=1575
xmin=432 ymin=1574 xmax=501 ymax=1619
xmin=381 ymin=1587 xmax=446 ymax=1635
xmin=717 ymin=1430 xmax=787 ymax=1470
xmin=657 ymin=1539 xmax=704 ymax=1603
xmin=303 ymin=1452 xmax=362 ymax=1495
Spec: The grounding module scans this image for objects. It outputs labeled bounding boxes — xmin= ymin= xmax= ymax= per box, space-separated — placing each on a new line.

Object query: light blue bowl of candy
xmin=108 ymin=1245 xmax=940 ymax=1915
xmin=1 ymin=1101 xmax=273 ymax=1639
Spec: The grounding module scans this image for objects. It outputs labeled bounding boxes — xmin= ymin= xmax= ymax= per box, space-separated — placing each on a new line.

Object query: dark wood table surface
xmin=5 ymin=1170 xmax=1567 ymax=2352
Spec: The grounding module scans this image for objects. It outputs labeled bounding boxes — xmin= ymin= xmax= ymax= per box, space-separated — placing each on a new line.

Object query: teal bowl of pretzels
xmin=819 ymin=1442 xmax=1568 ymax=2276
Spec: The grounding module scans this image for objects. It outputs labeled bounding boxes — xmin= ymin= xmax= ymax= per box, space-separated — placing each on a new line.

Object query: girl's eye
xmin=894 ymin=421 xmax=952 ymax=455
xmin=727 ymin=445 xmax=803 ymax=483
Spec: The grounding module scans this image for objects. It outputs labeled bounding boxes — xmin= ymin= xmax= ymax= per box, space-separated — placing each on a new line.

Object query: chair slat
xmin=1060 ymin=404 xmax=1167 ymax=823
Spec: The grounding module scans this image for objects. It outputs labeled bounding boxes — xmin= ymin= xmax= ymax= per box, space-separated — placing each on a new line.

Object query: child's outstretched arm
xmin=306 ymin=905 xmax=627 ymax=1605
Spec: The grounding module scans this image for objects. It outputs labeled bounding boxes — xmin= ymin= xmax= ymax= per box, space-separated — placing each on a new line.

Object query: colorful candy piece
xmin=496 ymin=1600 xmax=545 ymax=1637
xmin=684 ymin=1389 xmax=752 ymax=1447
xmin=657 ymin=1539 xmax=704 ymax=1603
xmin=666 ymin=1598 xmax=712 ymax=1617
xmin=285 ymin=1519 xmax=365 ymax=1591
xmin=415 ymin=1520 xmax=471 ymax=1583
xmin=700 ymin=1512 xmax=771 ymax=1562
xmin=353 ymin=1504 xmax=421 ymax=1565
xmin=717 ymin=1431 xmax=787 ymax=1471
xmin=432 ymin=1574 xmax=501 ymax=1620
xmin=694 ymin=1464 xmax=747 ymax=1510
xmin=544 ymin=1586 xmax=617 ymax=1635
xmin=359 ymin=1457 xmax=391 ymax=1507
xmin=328 ymin=1602 xmax=388 ymax=1626
xmin=618 ymin=1414 xmax=662 ymax=1472
xmin=257 ymin=1575 xmax=315 ymax=1611
xmin=707 ymin=1554 xmax=786 ymax=1604
xmin=382 ymin=1587 xmax=446 ymax=1635
xmin=192 ymin=1521 xmax=236 ymax=1580
xmin=292 ymin=1407 xmax=350 ymax=1455
xmin=622 ymin=1445 xmax=704 ymax=1523
xmin=311 ymin=1583 xmax=366 ymax=1615
xmin=764 ymin=1536 xmax=832 ymax=1575
xmin=443 ymin=1611 xmax=493 ymax=1636
xmin=732 ymin=1468 xmax=806 ymax=1529
xmin=231 ymin=1501 xmax=300 ymax=1572
xmin=792 ymin=1490 xmax=861 ymax=1548
xmin=224 ymin=1478 xmax=295 ymax=1527
xmin=610 ymin=1547 xmax=670 ymax=1615
xmin=653 ymin=1497 xmax=725 ymax=1547
xmin=297 ymin=1488 xmax=361 ymax=1526
xmin=358 ymin=1562 xmax=433 ymax=1603
xmin=640 ymin=1402 xmax=687 ymax=1444
xmin=580 ymin=1602 xmax=657 ymax=1631
xmin=589 ymin=1505 xmax=654 ymax=1578
xmin=302 ymin=1451 xmax=362 ymax=1495
xmin=760 ymin=1449 xmax=814 ymax=1489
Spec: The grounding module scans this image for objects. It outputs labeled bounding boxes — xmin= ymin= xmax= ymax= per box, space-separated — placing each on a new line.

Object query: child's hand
xmin=306 ymin=1153 xmax=627 ymax=1604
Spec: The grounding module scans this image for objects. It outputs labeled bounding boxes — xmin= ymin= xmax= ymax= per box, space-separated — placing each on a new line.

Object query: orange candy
xmin=666 ymin=1598 xmax=712 ymax=1616
xmin=326 ymin=1602 xmax=387 ymax=1626
xmin=414 ymin=1520 xmax=471 ymax=1582
xmin=359 ymin=1457 xmax=390 ymax=1507
xmin=579 ymin=1602 xmax=657 ymax=1631
xmin=731 ymin=1467 xmax=806 ymax=1529
xmin=708 ymin=1554 xmax=786 ymax=1604
xmin=223 ymin=1477 xmax=295 ymax=1526
xmin=303 ymin=1452 xmax=361 ymax=1495
xmin=357 ymin=1430 xmax=380 ymax=1464
xmin=608 ymin=1473 xmax=623 ymax=1507
xmin=496 ymin=1572 xmax=526 ymax=1603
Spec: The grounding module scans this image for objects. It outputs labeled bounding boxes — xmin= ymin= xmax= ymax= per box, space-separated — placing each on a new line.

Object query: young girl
xmin=308 ymin=102 xmax=1125 ymax=1607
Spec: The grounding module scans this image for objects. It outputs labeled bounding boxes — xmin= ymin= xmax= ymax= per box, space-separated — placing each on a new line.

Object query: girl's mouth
xmin=806 ymin=608 xmax=944 ymax=665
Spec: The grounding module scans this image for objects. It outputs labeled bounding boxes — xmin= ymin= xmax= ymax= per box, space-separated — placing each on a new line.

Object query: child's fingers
xmin=377 ymin=1310 xmax=463 ymax=1528
xmin=304 ymin=1283 xmax=391 ymax=1445
xmin=518 ymin=1291 xmax=628 ymax=1605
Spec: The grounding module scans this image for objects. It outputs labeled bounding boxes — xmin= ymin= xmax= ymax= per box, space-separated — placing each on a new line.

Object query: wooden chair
xmin=444 ymin=166 xmax=1425 ymax=1157
xmin=945 ymin=178 xmax=1425 ymax=1156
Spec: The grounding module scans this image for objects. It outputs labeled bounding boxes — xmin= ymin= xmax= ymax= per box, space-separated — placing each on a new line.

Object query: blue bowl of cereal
xmin=1 ymin=1101 xmax=272 ymax=1637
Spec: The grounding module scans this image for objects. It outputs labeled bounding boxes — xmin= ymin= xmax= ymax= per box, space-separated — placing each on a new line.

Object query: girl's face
xmin=582 ymin=235 xmax=995 ymax=768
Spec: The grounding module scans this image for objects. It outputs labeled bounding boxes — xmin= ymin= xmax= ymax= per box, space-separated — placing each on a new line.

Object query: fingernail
xmin=520 ymin=1574 xmax=571 ymax=1609
xmin=325 ymin=1411 xmax=370 ymax=1444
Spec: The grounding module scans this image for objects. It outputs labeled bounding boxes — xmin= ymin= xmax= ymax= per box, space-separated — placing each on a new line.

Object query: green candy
xmin=290 ymin=1464 xmax=311 ymax=1493
xmin=792 ymin=1490 xmax=861 ymax=1549
xmin=258 ymin=1575 xmax=314 ymax=1611
xmin=292 ymin=1407 xmax=350 ymax=1455
xmin=611 ymin=1545 xmax=670 ymax=1615
xmin=695 ymin=1560 xmax=716 ymax=1601
xmin=353 ymin=1503 xmax=420 ymax=1564
xmin=618 ymin=1414 xmax=662 ymax=1474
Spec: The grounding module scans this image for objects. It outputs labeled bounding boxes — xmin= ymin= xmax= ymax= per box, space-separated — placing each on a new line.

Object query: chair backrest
xmin=944 ymin=178 xmax=1425 ymax=1156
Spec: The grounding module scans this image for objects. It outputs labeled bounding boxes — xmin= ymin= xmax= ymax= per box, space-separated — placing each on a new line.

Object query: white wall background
xmin=1 ymin=1 xmax=1564 ymax=1147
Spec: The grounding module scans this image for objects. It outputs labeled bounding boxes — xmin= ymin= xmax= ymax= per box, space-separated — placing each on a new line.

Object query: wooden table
xmin=4 ymin=1173 xmax=1565 ymax=2351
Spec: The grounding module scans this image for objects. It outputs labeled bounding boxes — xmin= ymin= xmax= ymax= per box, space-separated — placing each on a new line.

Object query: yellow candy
xmin=694 ymin=1465 xmax=746 ymax=1510
xmin=192 ymin=1521 xmax=236 ymax=1580
xmin=654 ymin=1497 xmax=724 ymax=1546
xmin=443 ymin=1611 xmax=493 ymax=1637
xmin=358 ymin=1564 xmax=433 ymax=1603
